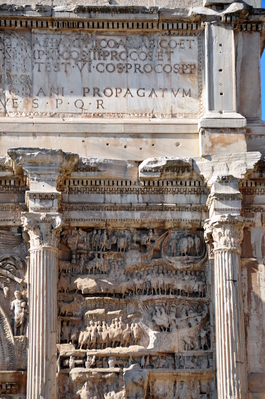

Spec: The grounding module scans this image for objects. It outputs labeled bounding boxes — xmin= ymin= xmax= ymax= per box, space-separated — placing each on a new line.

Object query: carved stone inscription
xmin=57 ymin=228 xmax=213 ymax=399
xmin=0 ymin=31 xmax=202 ymax=118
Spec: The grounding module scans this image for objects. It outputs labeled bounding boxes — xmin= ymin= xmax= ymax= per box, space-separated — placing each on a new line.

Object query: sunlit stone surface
xmin=0 ymin=1 xmax=264 ymax=398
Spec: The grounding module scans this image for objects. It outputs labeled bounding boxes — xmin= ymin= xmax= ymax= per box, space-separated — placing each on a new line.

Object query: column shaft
xmin=215 ymin=249 xmax=246 ymax=399
xmin=27 ymin=247 xmax=58 ymax=399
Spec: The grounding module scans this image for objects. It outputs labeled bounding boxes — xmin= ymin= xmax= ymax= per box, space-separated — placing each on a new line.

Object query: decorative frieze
xmin=56 ymin=226 xmax=212 ymax=398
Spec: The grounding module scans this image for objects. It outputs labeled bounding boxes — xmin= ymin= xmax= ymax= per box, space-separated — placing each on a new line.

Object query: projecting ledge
xmin=0 ymin=118 xmax=199 ymax=134
xmin=139 ymin=152 xmax=262 ymax=185
xmin=199 ymin=113 xmax=246 ymax=129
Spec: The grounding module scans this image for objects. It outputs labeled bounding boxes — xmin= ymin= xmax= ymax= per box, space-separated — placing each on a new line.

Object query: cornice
xmin=0 ymin=5 xmax=262 ymax=30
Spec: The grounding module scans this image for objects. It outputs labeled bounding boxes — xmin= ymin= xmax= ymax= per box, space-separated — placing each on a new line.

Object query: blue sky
xmin=260 ymin=0 xmax=265 ymax=120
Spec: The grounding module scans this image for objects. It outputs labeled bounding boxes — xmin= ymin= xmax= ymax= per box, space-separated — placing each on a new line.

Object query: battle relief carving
xmin=57 ymin=228 xmax=213 ymax=399
xmin=0 ymin=229 xmax=28 ymax=380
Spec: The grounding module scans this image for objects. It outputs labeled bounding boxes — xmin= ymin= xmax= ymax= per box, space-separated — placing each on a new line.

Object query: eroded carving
xmin=57 ymin=227 xmax=211 ymax=399
xmin=22 ymin=212 xmax=62 ymax=249
xmin=10 ymin=290 xmax=27 ymax=336
xmin=204 ymin=215 xmax=244 ymax=253
xmin=0 ymin=230 xmax=27 ymax=376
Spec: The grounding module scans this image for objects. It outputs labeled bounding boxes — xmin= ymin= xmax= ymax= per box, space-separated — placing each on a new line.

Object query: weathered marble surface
xmin=0 ymin=31 xmax=202 ymax=119
xmin=0 ymin=0 xmax=262 ymax=397
xmin=0 ymin=0 xmax=260 ymax=7
xmin=0 ymin=149 xmax=264 ymax=398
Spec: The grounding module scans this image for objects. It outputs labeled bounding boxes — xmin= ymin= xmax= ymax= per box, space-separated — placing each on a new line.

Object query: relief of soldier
xmin=169 ymin=234 xmax=202 ymax=257
xmin=78 ymin=317 xmax=143 ymax=350
xmin=122 ymin=269 xmax=206 ymax=298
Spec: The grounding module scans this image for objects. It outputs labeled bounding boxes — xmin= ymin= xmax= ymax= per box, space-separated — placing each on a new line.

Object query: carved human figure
xmin=79 ymin=254 xmax=85 ymax=273
xmin=145 ymin=269 xmax=152 ymax=295
xmin=85 ymin=321 xmax=93 ymax=349
xmin=10 ymin=290 xmax=27 ymax=336
xmin=178 ymin=306 xmax=191 ymax=329
xmin=108 ymin=319 xmax=119 ymax=348
xmin=133 ymin=271 xmax=140 ymax=295
xmin=122 ymin=323 xmax=131 ymax=347
xmin=89 ymin=321 xmax=97 ymax=349
xmin=108 ymin=356 xmax=116 ymax=368
xmin=70 ymin=325 xmax=79 ymax=344
xmin=100 ymin=230 xmax=108 ymax=252
xmin=101 ymin=321 xmax=109 ymax=349
xmin=168 ymin=305 xmax=177 ymax=326
xmin=187 ymin=236 xmax=194 ymax=254
xmin=175 ymin=381 xmax=192 ymax=399
xmin=85 ymin=354 xmax=96 ymax=369
xmin=157 ymin=265 xmax=164 ymax=294
xmin=200 ymin=326 xmax=210 ymax=350
xmin=169 ymin=239 xmax=178 ymax=256
xmin=132 ymin=323 xmax=142 ymax=345
xmin=137 ymin=271 xmax=145 ymax=295
xmin=152 ymin=266 xmax=159 ymax=295
xmin=152 ymin=306 xmax=169 ymax=332
xmin=90 ymin=230 xmax=97 ymax=251
xmin=164 ymin=271 xmax=173 ymax=295
xmin=69 ymin=356 xmax=75 ymax=370
xmin=117 ymin=233 xmax=127 ymax=252
xmin=61 ymin=321 xmax=71 ymax=343
xmin=77 ymin=229 xmax=87 ymax=251
xmin=194 ymin=235 xmax=201 ymax=255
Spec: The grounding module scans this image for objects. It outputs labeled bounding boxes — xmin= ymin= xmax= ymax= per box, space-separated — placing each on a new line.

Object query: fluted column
xmin=6 ymin=148 xmax=78 ymax=399
xmin=22 ymin=213 xmax=62 ymax=399
xmin=205 ymin=215 xmax=247 ymax=399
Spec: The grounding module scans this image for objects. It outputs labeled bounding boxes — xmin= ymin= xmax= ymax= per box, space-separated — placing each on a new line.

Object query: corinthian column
xmin=7 ymin=148 xmax=79 ymax=399
xmin=205 ymin=215 xmax=247 ymax=399
xmin=22 ymin=213 xmax=62 ymax=399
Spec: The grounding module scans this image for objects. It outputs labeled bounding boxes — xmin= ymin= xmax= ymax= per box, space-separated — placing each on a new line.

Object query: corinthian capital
xmin=204 ymin=215 xmax=244 ymax=253
xmin=22 ymin=212 xmax=62 ymax=250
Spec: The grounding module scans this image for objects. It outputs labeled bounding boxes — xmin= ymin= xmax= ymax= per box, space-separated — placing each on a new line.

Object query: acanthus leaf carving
xmin=22 ymin=212 xmax=63 ymax=250
xmin=204 ymin=215 xmax=244 ymax=253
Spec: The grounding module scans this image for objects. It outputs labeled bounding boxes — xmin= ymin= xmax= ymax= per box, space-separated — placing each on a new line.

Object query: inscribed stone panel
xmin=0 ymin=31 xmax=203 ymax=118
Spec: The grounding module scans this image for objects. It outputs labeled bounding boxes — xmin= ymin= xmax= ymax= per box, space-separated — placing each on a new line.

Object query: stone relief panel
xmin=57 ymin=228 xmax=213 ymax=399
xmin=0 ymin=30 xmax=203 ymax=119
xmin=0 ymin=229 xmax=27 ymax=397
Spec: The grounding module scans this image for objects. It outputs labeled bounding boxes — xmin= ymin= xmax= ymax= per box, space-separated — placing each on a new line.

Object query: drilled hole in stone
xmin=219 ymin=69 xmax=223 ymax=72
xmin=139 ymin=148 xmax=143 ymax=150
xmin=220 ymin=92 xmax=223 ymax=95
xmin=106 ymin=143 xmax=109 ymax=146
xmin=124 ymin=145 xmax=127 ymax=148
